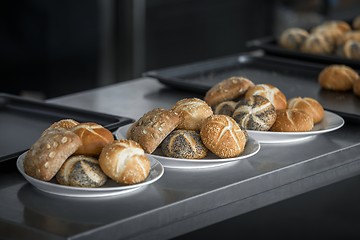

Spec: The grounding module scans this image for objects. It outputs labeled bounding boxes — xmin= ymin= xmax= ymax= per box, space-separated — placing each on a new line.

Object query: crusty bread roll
xmin=287 ymin=97 xmax=325 ymax=124
xmin=300 ymin=33 xmax=334 ymax=55
xmin=41 ymin=118 xmax=80 ymax=136
xmin=318 ymin=64 xmax=359 ymax=91
xmin=126 ymin=108 xmax=180 ymax=153
xmin=213 ymin=100 xmax=237 ymax=116
xmin=311 ymin=20 xmax=351 ymax=34
xmin=337 ymin=30 xmax=360 ymax=45
xmin=171 ymin=98 xmax=213 ymax=131
xmin=200 ymin=115 xmax=247 ymax=158
xmin=337 ymin=40 xmax=360 ymax=60
xmin=204 ymin=76 xmax=255 ymax=107
xmin=99 ymin=139 xmax=150 ymax=185
xmin=313 ymin=27 xmax=343 ymax=46
xmin=278 ymin=27 xmax=309 ymax=50
xmin=353 ymin=77 xmax=360 ymax=97
xmin=72 ymin=122 xmax=114 ymax=156
xmin=23 ymin=128 xmax=82 ymax=181
xmin=270 ymin=109 xmax=314 ymax=132
xmin=161 ymin=130 xmax=208 ymax=159
xmin=245 ymin=83 xmax=287 ymax=110
xmin=56 ymin=155 xmax=107 ymax=187
xmin=232 ymin=95 xmax=277 ymax=131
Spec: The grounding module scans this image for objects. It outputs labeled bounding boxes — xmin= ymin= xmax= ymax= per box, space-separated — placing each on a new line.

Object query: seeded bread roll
xmin=245 ymin=83 xmax=287 ymax=110
xmin=318 ymin=64 xmax=359 ymax=91
xmin=300 ymin=33 xmax=334 ymax=55
xmin=232 ymin=95 xmax=277 ymax=131
xmin=23 ymin=128 xmax=82 ymax=181
xmin=287 ymin=97 xmax=325 ymax=124
xmin=41 ymin=119 xmax=80 ymax=136
xmin=270 ymin=109 xmax=314 ymax=132
xmin=213 ymin=100 xmax=237 ymax=116
xmin=171 ymin=98 xmax=213 ymax=131
xmin=353 ymin=77 xmax=360 ymax=97
xmin=161 ymin=130 xmax=208 ymax=159
xmin=278 ymin=27 xmax=309 ymax=50
xmin=56 ymin=155 xmax=107 ymax=187
xmin=99 ymin=139 xmax=150 ymax=185
xmin=126 ymin=108 xmax=180 ymax=153
xmin=72 ymin=122 xmax=114 ymax=156
xmin=204 ymin=76 xmax=255 ymax=107
xmin=200 ymin=115 xmax=247 ymax=158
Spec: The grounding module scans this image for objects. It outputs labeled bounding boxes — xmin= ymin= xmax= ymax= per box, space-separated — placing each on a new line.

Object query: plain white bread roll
xmin=99 ymin=139 xmax=150 ymax=185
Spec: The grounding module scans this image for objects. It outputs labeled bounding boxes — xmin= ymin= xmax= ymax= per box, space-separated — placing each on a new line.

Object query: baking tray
xmin=246 ymin=36 xmax=360 ymax=70
xmin=143 ymin=51 xmax=360 ymax=120
xmin=0 ymin=93 xmax=134 ymax=163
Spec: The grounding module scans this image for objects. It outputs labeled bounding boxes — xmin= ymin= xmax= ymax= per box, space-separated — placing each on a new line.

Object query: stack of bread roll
xmin=126 ymin=97 xmax=248 ymax=159
xmin=278 ymin=18 xmax=360 ymax=60
xmin=318 ymin=64 xmax=360 ymax=97
xmin=205 ymin=75 xmax=325 ymax=133
xmin=23 ymin=119 xmax=151 ymax=187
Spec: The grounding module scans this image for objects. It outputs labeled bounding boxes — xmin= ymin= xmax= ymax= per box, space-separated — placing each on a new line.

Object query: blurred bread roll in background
xmin=278 ymin=27 xmax=309 ymax=50
xmin=318 ymin=64 xmax=359 ymax=91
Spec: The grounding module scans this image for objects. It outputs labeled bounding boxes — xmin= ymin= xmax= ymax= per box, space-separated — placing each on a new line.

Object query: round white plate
xmin=115 ymin=125 xmax=261 ymax=169
xmin=247 ymin=110 xmax=345 ymax=144
xmin=17 ymin=152 xmax=164 ymax=198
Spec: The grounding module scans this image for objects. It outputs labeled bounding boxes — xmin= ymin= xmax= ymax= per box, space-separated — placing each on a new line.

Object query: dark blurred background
xmin=1 ymin=0 xmax=359 ymax=99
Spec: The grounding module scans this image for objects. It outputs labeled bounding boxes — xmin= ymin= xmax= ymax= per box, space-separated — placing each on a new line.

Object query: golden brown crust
xmin=23 ymin=128 xmax=82 ymax=181
xmin=278 ymin=27 xmax=309 ymax=50
xmin=41 ymin=119 xmax=80 ymax=136
xmin=171 ymin=98 xmax=213 ymax=131
xmin=245 ymin=83 xmax=287 ymax=110
xmin=161 ymin=130 xmax=208 ymax=159
xmin=233 ymin=95 xmax=277 ymax=131
xmin=98 ymin=139 xmax=150 ymax=185
xmin=200 ymin=115 xmax=247 ymax=158
xmin=337 ymin=30 xmax=360 ymax=45
xmin=300 ymin=33 xmax=334 ymax=54
xmin=72 ymin=122 xmax=114 ymax=156
xmin=287 ymin=97 xmax=325 ymax=124
xmin=270 ymin=109 xmax=314 ymax=132
xmin=318 ymin=64 xmax=359 ymax=91
xmin=204 ymin=76 xmax=255 ymax=107
xmin=311 ymin=20 xmax=351 ymax=34
xmin=126 ymin=108 xmax=180 ymax=153
xmin=56 ymin=155 xmax=107 ymax=187
xmin=337 ymin=40 xmax=360 ymax=60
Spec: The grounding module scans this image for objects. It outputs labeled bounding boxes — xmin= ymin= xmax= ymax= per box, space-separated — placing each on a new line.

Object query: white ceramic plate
xmin=17 ymin=152 xmax=164 ymax=198
xmin=247 ymin=111 xmax=345 ymax=144
xmin=115 ymin=125 xmax=260 ymax=169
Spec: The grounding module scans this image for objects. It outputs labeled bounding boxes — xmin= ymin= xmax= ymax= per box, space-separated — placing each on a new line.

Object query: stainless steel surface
xmin=1 ymin=77 xmax=360 ymax=240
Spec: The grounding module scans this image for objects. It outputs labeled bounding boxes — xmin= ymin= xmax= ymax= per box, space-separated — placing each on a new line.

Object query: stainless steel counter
xmin=1 ymin=77 xmax=360 ymax=240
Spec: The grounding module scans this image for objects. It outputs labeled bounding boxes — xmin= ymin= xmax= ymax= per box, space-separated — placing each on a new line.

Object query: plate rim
xmin=17 ymin=152 xmax=164 ymax=197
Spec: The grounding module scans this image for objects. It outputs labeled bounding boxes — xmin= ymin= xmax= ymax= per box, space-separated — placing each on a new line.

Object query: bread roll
xmin=213 ymin=100 xmax=237 ymax=116
xmin=161 ymin=130 xmax=208 ymax=159
xmin=353 ymin=77 xmax=360 ymax=97
xmin=278 ymin=27 xmax=309 ymax=50
xmin=337 ymin=30 xmax=360 ymax=45
xmin=270 ymin=109 xmax=314 ymax=132
xmin=171 ymin=98 xmax=213 ymax=131
xmin=56 ymin=155 xmax=107 ymax=187
xmin=311 ymin=20 xmax=351 ymax=34
xmin=72 ymin=122 xmax=114 ymax=156
xmin=287 ymin=97 xmax=325 ymax=124
xmin=200 ymin=115 xmax=247 ymax=158
xmin=99 ymin=139 xmax=150 ymax=185
xmin=337 ymin=40 xmax=360 ymax=60
xmin=232 ymin=95 xmax=276 ymax=131
xmin=23 ymin=128 xmax=82 ymax=181
xmin=204 ymin=76 xmax=255 ymax=107
xmin=41 ymin=119 xmax=80 ymax=136
xmin=245 ymin=83 xmax=287 ymax=110
xmin=126 ymin=108 xmax=180 ymax=153
xmin=318 ymin=64 xmax=359 ymax=91
xmin=300 ymin=33 xmax=334 ymax=55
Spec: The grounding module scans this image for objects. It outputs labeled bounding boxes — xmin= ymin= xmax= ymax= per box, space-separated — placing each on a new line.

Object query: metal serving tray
xmin=143 ymin=51 xmax=360 ymax=120
xmin=0 ymin=93 xmax=134 ymax=163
